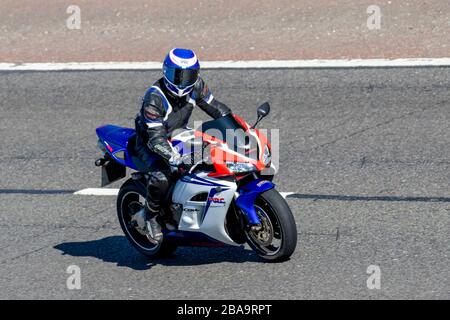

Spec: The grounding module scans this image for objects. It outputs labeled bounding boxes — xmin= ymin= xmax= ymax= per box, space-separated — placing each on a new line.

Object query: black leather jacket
xmin=135 ymin=77 xmax=231 ymax=162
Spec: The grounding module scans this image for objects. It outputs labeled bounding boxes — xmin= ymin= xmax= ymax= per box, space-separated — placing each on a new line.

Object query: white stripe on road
xmin=279 ymin=192 xmax=294 ymax=198
xmin=2 ymin=58 xmax=450 ymax=71
xmin=74 ymin=188 xmax=119 ymax=196
xmin=74 ymin=188 xmax=294 ymax=199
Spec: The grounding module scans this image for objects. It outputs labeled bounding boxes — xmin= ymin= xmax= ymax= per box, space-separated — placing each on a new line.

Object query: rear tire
xmin=116 ymin=179 xmax=177 ymax=258
xmin=245 ymin=188 xmax=297 ymax=262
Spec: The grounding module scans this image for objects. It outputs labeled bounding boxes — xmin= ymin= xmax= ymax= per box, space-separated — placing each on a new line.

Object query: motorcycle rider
xmin=134 ymin=48 xmax=231 ymax=244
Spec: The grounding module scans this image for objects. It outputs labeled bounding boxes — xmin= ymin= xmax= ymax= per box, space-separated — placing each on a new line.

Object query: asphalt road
xmin=0 ymin=68 xmax=448 ymax=299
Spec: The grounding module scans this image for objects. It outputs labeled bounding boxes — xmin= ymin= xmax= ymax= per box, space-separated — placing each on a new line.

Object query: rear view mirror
xmin=251 ymin=102 xmax=271 ymax=129
xmin=257 ymin=102 xmax=270 ymax=118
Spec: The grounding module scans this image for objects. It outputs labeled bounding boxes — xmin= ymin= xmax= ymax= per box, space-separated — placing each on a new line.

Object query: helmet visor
xmin=164 ymin=66 xmax=199 ymax=89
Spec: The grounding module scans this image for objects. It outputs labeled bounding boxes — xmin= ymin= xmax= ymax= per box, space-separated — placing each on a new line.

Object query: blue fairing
xmin=96 ymin=124 xmax=195 ymax=172
xmin=170 ymin=139 xmax=192 ymax=156
xmin=96 ymin=125 xmax=139 ymax=170
xmin=235 ymin=179 xmax=275 ymax=225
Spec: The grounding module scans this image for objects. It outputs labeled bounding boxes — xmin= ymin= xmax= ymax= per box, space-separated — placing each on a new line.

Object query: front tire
xmin=245 ymin=189 xmax=297 ymax=262
xmin=116 ymin=179 xmax=177 ymax=258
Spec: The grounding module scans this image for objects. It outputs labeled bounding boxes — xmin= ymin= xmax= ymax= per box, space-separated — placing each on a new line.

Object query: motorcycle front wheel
xmin=245 ymin=189 xmax=297 ymax=262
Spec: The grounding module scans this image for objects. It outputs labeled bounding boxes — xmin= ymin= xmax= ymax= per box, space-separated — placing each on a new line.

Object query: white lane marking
xmin=74 ymin=188 xmax=295 ymax=198
xmin=280 ymin=192 xmax=294 ymax=199
xmin=74 ymin=188 xmax=119 ymax=196
xmin=2 ymin=58 xmax=450 ymax=71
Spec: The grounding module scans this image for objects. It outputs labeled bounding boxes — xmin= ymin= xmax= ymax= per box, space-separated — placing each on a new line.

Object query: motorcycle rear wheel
xmin=245 ymin=189 xmax=297 ymax=262
xmin=116 ymin=179 xmax=177 ymax=258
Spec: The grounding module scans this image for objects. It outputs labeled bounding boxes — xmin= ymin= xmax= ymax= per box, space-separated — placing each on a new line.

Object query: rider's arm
xmin=140 ymin=92 xmax=176 ymax=161
xmin=192 ymin=77 xmax=231 ymax=119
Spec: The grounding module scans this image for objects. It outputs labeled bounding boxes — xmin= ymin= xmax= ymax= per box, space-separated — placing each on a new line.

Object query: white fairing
xmin=172 ymin=172 xmax=239 ymax=246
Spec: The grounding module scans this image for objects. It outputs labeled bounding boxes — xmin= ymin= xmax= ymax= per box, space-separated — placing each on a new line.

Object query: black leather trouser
xmin=135 ymin=144 xmax=171 ymax=216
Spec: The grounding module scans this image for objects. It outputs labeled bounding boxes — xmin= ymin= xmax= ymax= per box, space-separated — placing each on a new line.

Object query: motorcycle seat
xmin=126 ymin=135 xmax=149 ymax=172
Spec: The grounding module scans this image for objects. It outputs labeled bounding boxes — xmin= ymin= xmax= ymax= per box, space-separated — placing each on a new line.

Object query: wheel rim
xmin=119 ymin=191 xmax=161 ymax=252
xmin=246 ymin=202 xmax=282 ymax=256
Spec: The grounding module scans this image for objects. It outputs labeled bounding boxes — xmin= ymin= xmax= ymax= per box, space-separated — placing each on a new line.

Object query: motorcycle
xmin=95 ymin=102 xmax=297 ymax=262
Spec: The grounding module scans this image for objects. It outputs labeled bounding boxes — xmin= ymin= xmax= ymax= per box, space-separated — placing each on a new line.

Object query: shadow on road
xmin=54 ymin=236 xmax=262 ymax=270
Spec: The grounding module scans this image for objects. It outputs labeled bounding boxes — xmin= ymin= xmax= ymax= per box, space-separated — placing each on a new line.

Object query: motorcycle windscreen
xmin=101 ymin=160 xmax=126 ymax=187
xmin=199 ymin=114 xmax=259 ymax=157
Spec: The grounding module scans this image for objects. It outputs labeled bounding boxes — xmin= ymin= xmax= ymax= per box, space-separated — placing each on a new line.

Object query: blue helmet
xmin=163 ymin=48 xmax=200 ymax=97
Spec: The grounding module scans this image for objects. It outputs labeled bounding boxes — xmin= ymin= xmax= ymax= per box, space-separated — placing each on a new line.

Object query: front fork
xmin=235 ymin=179 xmax=275 ymax=226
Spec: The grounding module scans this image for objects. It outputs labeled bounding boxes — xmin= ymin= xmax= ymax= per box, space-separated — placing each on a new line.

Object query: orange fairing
xmin=233 ymin=114 xmax=271 ymax=171
xmin=196 ymin=114 xmax=271 ymax=177
xmin=232 ymin=114 xmax=249 ymax=130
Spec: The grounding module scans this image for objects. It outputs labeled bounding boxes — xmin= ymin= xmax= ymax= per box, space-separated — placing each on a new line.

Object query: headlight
xmin=226 ymin=162 xmax=257 ymax=173
xmin=262 ymin=145 xmax=271 ymax=166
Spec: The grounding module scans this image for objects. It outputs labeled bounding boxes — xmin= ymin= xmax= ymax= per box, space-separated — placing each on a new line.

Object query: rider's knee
xmin=148 ymin=171 xmax=170 ymax=192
